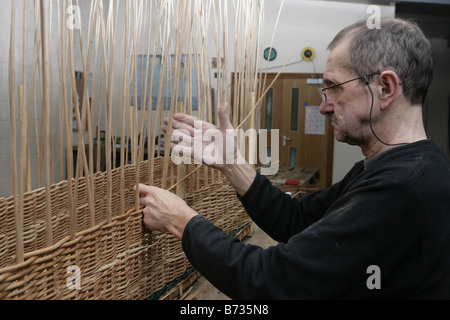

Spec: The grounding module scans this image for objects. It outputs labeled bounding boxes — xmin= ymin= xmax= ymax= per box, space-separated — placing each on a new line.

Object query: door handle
xmin=282 ymin=135 xmax=292 ymax=146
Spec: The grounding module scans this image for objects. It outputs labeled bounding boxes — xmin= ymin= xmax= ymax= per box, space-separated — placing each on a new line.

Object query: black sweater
xmin=182 ymin=139 xmax=450 ymax=299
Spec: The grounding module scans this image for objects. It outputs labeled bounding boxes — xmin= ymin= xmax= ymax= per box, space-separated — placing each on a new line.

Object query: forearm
xmin=221 ymin=162 xmax=256 ymax=197
xmin=182 ymin=215 xmax=268 ymax=299
xmin=166 ymin=207 xmax=198 ymax=240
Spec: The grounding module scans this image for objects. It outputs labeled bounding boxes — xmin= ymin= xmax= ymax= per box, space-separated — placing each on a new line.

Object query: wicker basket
xmin=0 ymin=157 xmax=251 ymax=300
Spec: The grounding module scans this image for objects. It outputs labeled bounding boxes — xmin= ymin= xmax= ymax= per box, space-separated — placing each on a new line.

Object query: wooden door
xmin=260 ymin=74 xmax=334 ymax=189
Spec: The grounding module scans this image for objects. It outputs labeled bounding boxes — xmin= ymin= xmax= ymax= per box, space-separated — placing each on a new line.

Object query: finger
xmin=137 ymin=189 xmax=151 ymax=207
xmin=136 ymin=183 xmax=150 ymax=195
xmin=172 ymin=113 xmax=202 ymax=127
xmin=135 ymin=184 xmax=157 ymax=205
xmin=142 ymin=208 xmax=159 ymax=231
xmin=174 ymin=112 xmax=220 ymax=133
xmin=218 ymin=102 xmax=234 ymax=130
xmin=171 ymin=119 xmax=196 ymax=135
xmin=173 ymin=112 xmax=199 ymax=122
xmin=169 ymin=142 xmax=192 ymax=158
xmin=172 ymin=144 xmax=193 ymax=160
xmin=171 ymin=129 xmax=192 ymax=145
xmin=164 ymin=116 xmax=195 ymax=132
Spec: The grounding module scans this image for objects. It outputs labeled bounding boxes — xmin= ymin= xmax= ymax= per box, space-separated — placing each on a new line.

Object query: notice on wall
xmin=305 ymin=106 xmax=325 ymax=135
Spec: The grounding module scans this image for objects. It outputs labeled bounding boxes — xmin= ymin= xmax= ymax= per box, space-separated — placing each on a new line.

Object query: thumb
xmin=218 ymin=102 xmax=234 ymax=130
xmin=135 ymin=183 xmax=153 ymax=197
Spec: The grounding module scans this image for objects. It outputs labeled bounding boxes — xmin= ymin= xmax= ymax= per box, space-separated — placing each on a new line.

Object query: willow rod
xmin=148 ymin=0 xmax=166 ymax=186
xmin=74 ymin=0 xmax=98 ymax=228
xmin=18 ymin=84 xmax=28 ymax=263
xmin=67 ymin=0 xmax=85 ymax=236
xmin=130 ymin=0 xmax=143 ymax=171
xmin=259 ymin=0 xmax=285 ymax=105
xmin=153 ymin=1 xmax=176 ymax=190
xmin=9 ymin=0 xmax=22 ymax=264
xmin=39 ymin=0 xmax=54 ymax=247
xmin=22 ymin=0 xmax=30 ymax=193
xmin=114 ymin=0 xmax=125 ymax=171
xmin=162 ymin=0 xmax=190 ymax=190
xmin=102 ymin=0 xmax=117 ymax=224
xmin=119 ymin=0 xmax=131 ymax=215
xmin=136 ymin=0 xmax=154 ymax=208
xmin=60 ymin=0 xmax=76 ymax=239
xmin=90 ymin=1 xmax=103 ymax=174
xmin=56 ymin=0 xmax=65 ymax=184
xmin=31 ymin=0 xmax=42 ymax=189
xmin=49 ymin=0 xmax=55 ymax=185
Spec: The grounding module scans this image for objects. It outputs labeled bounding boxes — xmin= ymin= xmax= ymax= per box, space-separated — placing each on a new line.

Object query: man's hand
xmin=162 ymin=102 xmax=256 ymax=197
xmin=163 ymin=102 xmax=245 ymax=171
xmin=136 ymin=184 xmax=198 ymax=240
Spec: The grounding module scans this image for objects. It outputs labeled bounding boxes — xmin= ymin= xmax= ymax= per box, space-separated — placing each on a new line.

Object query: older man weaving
xmin=137 ymin=18 xmax=450 ymax=299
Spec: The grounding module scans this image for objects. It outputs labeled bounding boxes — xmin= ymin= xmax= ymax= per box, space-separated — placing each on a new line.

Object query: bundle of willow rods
xmin=1 ymin=0 xmax=320 ymax=299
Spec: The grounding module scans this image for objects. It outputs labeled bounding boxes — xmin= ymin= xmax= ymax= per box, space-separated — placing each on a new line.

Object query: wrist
xmin=222 ymin=163 xmax=256 ymax=197
xmin=170 ymin=207 xmax=198 ymax=240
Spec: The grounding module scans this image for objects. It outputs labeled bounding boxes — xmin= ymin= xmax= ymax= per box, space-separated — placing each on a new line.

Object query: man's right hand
xmin=162 ymin=102 xmax=256 ymax=196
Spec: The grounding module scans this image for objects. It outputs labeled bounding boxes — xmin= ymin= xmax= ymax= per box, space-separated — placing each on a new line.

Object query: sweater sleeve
xmin=181 ymin=176 xmax=424 ymax=299
xmin=237 ymin=172 xmax=344 ymax=243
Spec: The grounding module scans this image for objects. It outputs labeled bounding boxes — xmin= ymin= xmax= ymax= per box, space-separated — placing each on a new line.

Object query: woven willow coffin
xmin=0 ymin=158 xmax=251 ymax=299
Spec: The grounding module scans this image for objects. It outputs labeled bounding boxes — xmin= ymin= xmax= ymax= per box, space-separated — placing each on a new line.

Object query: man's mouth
xmin=327 ymin=114 xmax=338 ymax=124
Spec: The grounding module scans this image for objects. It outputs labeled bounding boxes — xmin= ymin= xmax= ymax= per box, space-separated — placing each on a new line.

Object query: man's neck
xmin=362 ymin=104 xmax=427 ymax=158
xmin=363 ymin=143 xmax=397 ymax=159
xmin=362 ymin=131 xmax=427 ymax=159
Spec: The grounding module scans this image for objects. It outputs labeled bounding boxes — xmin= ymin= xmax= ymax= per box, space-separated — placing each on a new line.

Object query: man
xmin=137 ymin=18 xmax=450 ymax=299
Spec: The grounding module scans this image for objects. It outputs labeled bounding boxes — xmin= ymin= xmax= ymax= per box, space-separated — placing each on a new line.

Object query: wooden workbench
xmin=263 ymin=166 xmax=321 ymax=199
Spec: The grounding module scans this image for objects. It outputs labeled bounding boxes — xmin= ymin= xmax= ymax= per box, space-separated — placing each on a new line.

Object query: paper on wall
xmin=305 ymin=106 xmax=325 ymax=135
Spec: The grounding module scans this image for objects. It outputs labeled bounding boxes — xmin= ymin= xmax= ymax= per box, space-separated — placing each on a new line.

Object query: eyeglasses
xmin=318 ymin=72 xmax=381 ymax=102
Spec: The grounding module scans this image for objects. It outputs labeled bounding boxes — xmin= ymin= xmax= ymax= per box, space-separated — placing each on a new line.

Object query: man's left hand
xmin=136 ymin=184 xmax=198 ymax=240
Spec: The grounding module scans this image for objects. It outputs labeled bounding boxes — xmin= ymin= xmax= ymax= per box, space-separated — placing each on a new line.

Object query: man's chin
xmin=334 ymin=132 xmax=353 ymax=145
xmin=335 ymin=136 xmax=347 ymax=143
xmin=336 ymin=135 xmax=361 ymax=147
xmin=333 ymin=128 xmax=345 ymax=142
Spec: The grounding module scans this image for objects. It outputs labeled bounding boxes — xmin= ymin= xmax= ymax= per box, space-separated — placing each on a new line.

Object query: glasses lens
xmin=318 ymin=88 xmax=326 ymax=102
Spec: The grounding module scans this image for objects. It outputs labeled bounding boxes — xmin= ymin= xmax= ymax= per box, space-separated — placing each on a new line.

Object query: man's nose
xmin=319 ymin=100 xmax=334 ymax=115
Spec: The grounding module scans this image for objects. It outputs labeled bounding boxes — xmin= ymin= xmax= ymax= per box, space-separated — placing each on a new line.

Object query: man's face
xmin=319 ymin=41 xmax=373 ymax=146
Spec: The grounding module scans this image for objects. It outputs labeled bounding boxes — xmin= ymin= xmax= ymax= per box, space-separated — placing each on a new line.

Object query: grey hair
xmin=328 ymin=18 xmax=434 ymax=105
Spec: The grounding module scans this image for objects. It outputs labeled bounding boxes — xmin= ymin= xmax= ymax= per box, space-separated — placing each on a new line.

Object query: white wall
xmin=0 ymin=0 xmax=396 ymax=197
xmin=0 ymin=0 xmax=64 ymax=197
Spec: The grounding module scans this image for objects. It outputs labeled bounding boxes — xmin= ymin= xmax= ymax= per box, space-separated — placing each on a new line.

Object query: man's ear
xmin=378 ymin=71 xmax=401 ymax=111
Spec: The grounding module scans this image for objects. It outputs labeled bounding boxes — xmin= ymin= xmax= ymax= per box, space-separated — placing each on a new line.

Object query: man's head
xmin=328 ymin=18 xmax=434 ymax=105
xmin=320 ymin=18 xmax=433 ymax=151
